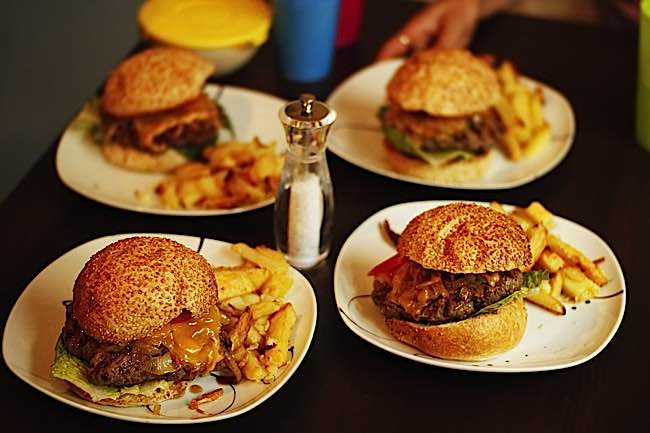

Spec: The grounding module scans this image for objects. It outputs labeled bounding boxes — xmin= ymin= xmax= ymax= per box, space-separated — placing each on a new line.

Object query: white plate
xmin=2 ymin=234 xmax=317 ymax=423
xmin=334 ymin=200 xmax=625 ymax=373
xmin=56 ymin=86 xmax=287 ymax=216
xmin=326 ymin=60 xmax=575 ymax=190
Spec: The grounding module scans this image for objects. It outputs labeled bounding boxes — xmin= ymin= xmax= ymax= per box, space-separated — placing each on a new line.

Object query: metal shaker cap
xmin=279 ymin=93 xmax=337 ymax=129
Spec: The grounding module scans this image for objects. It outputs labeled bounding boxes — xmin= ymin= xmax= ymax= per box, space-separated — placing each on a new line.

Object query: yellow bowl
xmin=138 ymin=0 xmax=271 ymax=77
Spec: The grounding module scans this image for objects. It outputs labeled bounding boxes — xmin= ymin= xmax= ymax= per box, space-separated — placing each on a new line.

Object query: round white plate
xmin=334 ymin=200 xmax=625 ymax=373
xmin=56 ymin=86 xmax=287 ymax=216
xmin=2 ymin=234 xmax=317 ymax=423
xmin=326 ymin=60 xmax=575 ymax=190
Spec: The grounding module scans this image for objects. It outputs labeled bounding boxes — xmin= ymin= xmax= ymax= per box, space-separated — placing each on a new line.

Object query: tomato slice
xmin=368 ymin=254 xmax=407 ymax=276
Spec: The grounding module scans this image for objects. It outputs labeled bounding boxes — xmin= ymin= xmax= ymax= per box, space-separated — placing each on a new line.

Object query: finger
xmin=400 ymin=8 xmax=444 ymax=51
xmin=375 ymin=37 xmax=409 ymax=61
xmin=376 ymin=21 xmax=433 ymax=61
xmin=432 ymin=16 xmax=474 ymax=49
xmin=376 ymin=3 xmax=445 ymax=61
xmin=400 ymin=28 xmax=430 ymax=52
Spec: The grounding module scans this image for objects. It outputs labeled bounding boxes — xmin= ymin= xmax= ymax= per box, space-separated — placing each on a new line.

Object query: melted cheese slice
xmin=139 ymin=306 xmax=223 ymax=375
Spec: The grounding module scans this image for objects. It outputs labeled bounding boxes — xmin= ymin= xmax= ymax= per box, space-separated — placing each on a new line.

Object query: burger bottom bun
xmin=101 ymin=142 xmax=188 ymax=173
xmin=384 ymin=140 xmax=492 ymax=183
xmin=385 ymin=296 xmax=527 ymax=361
xmin=66 ymin=380 xmax=188 ymax=407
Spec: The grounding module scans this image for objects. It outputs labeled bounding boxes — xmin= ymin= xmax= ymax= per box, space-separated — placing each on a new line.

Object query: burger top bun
xmin=387 ymin=49 xmax=501 ymax=117
xmin=397 ymin=203 xmax=532 ymax=273
xmin=72 ymin=236 xmax=218 ymax=344
xmin=101 ymin=47 xmax=215 ymax=117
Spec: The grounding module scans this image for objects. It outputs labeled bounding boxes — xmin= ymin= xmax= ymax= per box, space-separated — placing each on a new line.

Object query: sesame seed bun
xmin=397 ymin=203 xmax=533 ymax=273
xmin=72 ymin=236 xmax=218 ymax=344
xmin=387 ymin=49 xmax=501 ymax=117
xmin=383 ymin=139 xmax=492 ymax=183
xmin=385 ymin=296 xmax=527 ymax=361
xmin=102 ymin=47 xmax=214 ymax=117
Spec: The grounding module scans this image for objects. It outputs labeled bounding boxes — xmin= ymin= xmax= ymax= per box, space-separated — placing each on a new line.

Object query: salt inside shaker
xmin=274 ymin=94 xmax=336 ymax=269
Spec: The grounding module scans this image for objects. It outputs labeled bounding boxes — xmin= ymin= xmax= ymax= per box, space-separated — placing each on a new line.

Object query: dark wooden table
xmin=1 ymin=3 xmax=648 ymax=432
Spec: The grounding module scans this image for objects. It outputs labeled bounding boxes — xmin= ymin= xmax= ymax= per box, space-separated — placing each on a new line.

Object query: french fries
xmin=214 ymin=267 xmax=270 ymax=300
xmin=559 ymin=266 xmax=601 ymax=302
xmin=260 ymin=304 xmax=297 ymax=382
xmin=523 ymin=201 xmax=555 ymax=230
xmin=546 ymin=235 xmax=609 ymax=286
xmin=495 ymin=61 xmax=551 ymax=160
xmin=538 ymin=250 xmax=565 ymax=273
xmin=526 ymin=292 xmax=566 ymax=316
xmin=495 ymin=201 xmax=609 ymax=315
xmin=489 ymin=201 xmax=507 ymax=214
xmin=549 ymin=273 xmax=563 ymax=298
xmin=526 ymin=224 xmax=548 ymax=268
xmin=213 ymin=244 xmax=295 ymax=383
xmin=232 ymin=243 xmax=289 ymax=274
xmin=154 ymin=137 xmax=284 ymax=210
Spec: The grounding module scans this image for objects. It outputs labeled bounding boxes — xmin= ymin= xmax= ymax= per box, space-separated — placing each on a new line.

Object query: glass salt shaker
xmin=274 ymin=94 xmax=336 ymax=269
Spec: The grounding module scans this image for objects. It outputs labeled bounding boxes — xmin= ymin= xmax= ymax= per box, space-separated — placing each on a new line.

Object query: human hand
xmin=376 ymin=0 xmax=480 ymax=61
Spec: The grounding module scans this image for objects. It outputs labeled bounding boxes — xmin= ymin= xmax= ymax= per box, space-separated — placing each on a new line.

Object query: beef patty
xmin=382 ymin=104 xmax=505 ymax=153
xmin=60 ymin=304 xmax=199 ymax=387
xmin=102 ymin=94 xmax=222 ymax=153
xmin=372 ymin=259 xmax=523 ymax=325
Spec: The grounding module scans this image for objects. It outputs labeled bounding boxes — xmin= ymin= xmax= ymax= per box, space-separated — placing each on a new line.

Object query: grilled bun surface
xmin=102 ymin=47 xmax=215 ymax=117
xmin=67 ymin=380 xmax=188 ymax=407
xmin=385 ymin=296 xmax=527 ymax=361
xmin=387 ymin=49 xmax=501 ymax=117
xmin=397 ymin=203 xmax=532 ymax=273
xmin=72 ymin=236 xmax=218 ymax=344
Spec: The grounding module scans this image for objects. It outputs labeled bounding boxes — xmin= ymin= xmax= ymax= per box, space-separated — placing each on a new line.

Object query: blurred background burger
xmin=378 ymin=49 xmax=505 ymax=183
xmin=99 ymin=47 xmax=230 ymax=172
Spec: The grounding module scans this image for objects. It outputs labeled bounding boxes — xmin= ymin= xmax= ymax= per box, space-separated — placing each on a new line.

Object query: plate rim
xmin=325 ymin=59 xmax=576 ymax=190
xmin=55 ymin=85 xmax=287 ymax=216
xmin=2 ymin=233 xmax=317 ymax=423
xmin=333 ymin=199 xmax=626 ymax=373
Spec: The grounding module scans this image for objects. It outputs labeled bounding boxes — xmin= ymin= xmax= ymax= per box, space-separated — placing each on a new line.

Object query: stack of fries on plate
xmin=156 ymin=138 xmax=284 ymax=210
xmin=494 ymin=61 xmax=551 ymax=160
xmin=491 ymin=201 xmax=609 ymax=315
xmin=214 ymin=243 xmax=296 ymax=384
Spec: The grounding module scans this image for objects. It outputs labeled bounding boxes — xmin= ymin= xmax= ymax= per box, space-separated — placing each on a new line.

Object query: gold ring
xmin=398 ymin=34 xmax=411 ymax=47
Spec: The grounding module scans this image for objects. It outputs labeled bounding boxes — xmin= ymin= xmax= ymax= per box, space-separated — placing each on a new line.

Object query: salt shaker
xmin=274 ymin=94 xmax=336 ymax=269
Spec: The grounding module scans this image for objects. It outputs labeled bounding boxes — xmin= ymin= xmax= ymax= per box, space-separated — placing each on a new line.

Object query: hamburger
xmin=379 ymin=49 xmax=505 ymax=182
xmin=369 ymin=203 xmax=547 ymax=361
xmin=99 ymin=47 xmax=229 ymax=172
xmin=50 ymin=236 xmax=223 ymax=407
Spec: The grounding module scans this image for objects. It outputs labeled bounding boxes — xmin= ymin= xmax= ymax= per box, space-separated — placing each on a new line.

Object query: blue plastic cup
xmin=273 ymin=0 xmax=340 ymax=82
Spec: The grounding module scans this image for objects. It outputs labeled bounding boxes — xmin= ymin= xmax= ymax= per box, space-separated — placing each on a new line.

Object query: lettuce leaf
xmin=50 ymin=340 xmax=171 ymax=403
xmin=377 ymin=106 xmax=475 ymax=166
xmin=72 ymin=97 xmax=104 ymax=145
xmin=217 ymin=102 xmax=236 ymax=138
xmin=172 ymin=135 xmax=217 ymax=161
xmin=522 ymin=270 xmax=550 ymax=290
